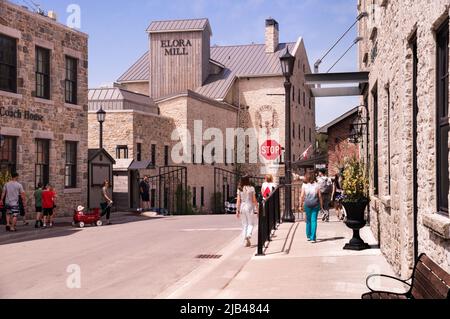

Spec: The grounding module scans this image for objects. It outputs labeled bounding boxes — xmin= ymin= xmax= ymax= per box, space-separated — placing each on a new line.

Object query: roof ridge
xmin=211 ymin=42 xmax=295 ymax=49
xmin=149 ymin=17 xmax=209 ymax=23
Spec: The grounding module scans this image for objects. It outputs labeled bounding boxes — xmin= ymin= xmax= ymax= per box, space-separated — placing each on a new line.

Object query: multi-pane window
xmin=0 ymin=34 xmax=17 ymax=93
xmin=372 ymin=84 xmax=379 ymax=196
xmin=65 ymin=56 xmax=77 ymax=104
xmin=164 ymin=145 xmax=169 ymax=166
xmin=0 ymin=136 xmax=17 ymax=174
xmin=437 ymin=19 xmax=449 ymax=214
xmin=136 ymin=143 xmax=142 ymax=161
xmin=193 ymin=187 xmax=197 ymax=207
xmin=35 ymin=139 xmax=50 ymax=188
xmin=65 ymin=142 xmax=77 ymax=188
xmin=116 ymin=145 xmax=128 ymax=159
xmin=201 ymin=187 xmax=205 ymax=207
xmin=35 ymin=46 xmax=50 ymax=99
xmin=151 ymin=144 xmax=156 ymax=166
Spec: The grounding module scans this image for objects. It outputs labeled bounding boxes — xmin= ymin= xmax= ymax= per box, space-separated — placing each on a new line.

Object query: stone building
xmin=0 ymin=0 xmax=88 ymax=216
xmin=318 ymin=107 xmax=361 ymax=177
xmin=358 ymin=0 xmax=450 ymax=275
xmin=89 ymin=18 xmax=316 ymax=213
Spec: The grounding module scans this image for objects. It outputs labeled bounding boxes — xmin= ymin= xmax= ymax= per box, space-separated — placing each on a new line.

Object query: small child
xmin=42 ymin=185 xmax=55 ymax=228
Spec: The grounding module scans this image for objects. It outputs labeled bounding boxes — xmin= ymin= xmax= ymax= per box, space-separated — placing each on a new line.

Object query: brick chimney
xmin=265 ymin=18 xmax=279 ymax=53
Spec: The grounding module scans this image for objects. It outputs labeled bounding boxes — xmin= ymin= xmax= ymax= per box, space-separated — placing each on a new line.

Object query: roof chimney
xmin=47 ymin=11 xmax=57 ymax=21
xmin=265 ymin=18 xmax=279 ymax=53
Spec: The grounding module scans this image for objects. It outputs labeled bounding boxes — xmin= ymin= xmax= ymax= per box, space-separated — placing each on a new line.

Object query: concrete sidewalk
xmin=170 ymin=212 xmax=400 ymax=299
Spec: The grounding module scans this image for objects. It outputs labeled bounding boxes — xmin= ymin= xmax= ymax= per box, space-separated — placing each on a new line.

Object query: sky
xmin=13 ymin=0 xmax=360 ymax=127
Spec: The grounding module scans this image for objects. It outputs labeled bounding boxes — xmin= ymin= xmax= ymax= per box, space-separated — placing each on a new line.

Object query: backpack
xmin=319 ymin=177 xmax=333 ymax=194
xmin=304 ymin=184 xmax=320 ymax=208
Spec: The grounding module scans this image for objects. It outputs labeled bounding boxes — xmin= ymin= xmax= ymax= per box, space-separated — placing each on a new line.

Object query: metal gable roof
xmin=117 ymin=51 xmax=150 ymax=83
xmin=147 ymin=18 xmax=211 ymax=34
xmin=116 ymin=42 xmax=296 ymax=100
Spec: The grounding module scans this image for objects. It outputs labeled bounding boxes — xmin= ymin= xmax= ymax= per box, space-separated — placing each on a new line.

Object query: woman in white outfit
xmin=236 ymin=175 xmax=258 ymax=247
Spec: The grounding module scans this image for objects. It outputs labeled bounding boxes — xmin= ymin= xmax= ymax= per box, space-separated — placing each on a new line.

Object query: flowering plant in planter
xmin=341 ymin=158 xmax=369 ymax=204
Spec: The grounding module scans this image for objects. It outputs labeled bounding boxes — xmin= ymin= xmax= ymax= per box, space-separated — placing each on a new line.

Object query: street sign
xmin=261 ymin=140 xmax=282 ymax=161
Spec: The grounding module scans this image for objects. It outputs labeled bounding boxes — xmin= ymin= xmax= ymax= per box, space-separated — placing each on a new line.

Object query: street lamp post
xmin=96 ymin=107 xmax=106 ymax=149
xmin=280 ymin=48 xmax=296 ymax=223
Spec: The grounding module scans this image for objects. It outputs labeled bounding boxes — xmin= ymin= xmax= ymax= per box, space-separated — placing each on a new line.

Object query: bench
xmin=362 ymin=254 xmax=450 ymax=299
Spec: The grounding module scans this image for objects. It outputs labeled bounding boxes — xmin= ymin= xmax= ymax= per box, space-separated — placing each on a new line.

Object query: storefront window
xmin=65 ymin=56 xmax=77 ymax=104
xmin=35 ymin=139 xmax=49 ymax=188
xmin=0 ymin=34 xmax=17 ymax=93
xmin=35 ymin=46 xmax=50 ymax=99
xmin=65 ymin=142 xmax=77 ymax=188
xmin=0 ymin=136 xmax=17 ymax=174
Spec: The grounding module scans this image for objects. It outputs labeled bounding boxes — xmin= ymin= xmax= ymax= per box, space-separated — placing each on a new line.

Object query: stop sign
xmin=261 ymin=140 xmax=282 ymax=161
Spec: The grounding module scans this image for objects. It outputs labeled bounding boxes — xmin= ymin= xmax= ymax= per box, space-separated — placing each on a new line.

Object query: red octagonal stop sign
xmin=261 ymin=140 xmax=282 ymax=161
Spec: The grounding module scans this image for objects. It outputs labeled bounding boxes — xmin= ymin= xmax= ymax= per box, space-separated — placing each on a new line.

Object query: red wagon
xmin=72 ymin=208 xmax=102 ymax=228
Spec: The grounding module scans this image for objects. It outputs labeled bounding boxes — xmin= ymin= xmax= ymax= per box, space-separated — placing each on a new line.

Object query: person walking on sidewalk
xmin=34 ymin=183 xmax=43 ymax=228
xmin=236 ymin=175 xmax=258 ymax=247
xmin=42 ymin=184 xmax=55 ymax=228
xmin=0 ymin=172 xmax=25 ymax=232
xmin=261 ymin=174 xmax=276 ymax=200
xmin=138 ymin=176 xmax=150 ymax=213
xmin=332 ymin=173 xmax=345 ymax=221
xmin=317 ymin=169 xmax=332 ymax=222
xmin=101 ymin=180 xmax=113 ymax=225
xmin=300 ymin=171 xmax=323 ymax=243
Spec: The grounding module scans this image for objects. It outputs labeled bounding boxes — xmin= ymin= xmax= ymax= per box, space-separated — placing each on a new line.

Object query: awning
xmin=113 ymin=159 xmax=134 ymax=172
xmin=293 ymin=154 xmax=328 ymax=169
xmin=305 ymin=72 xmax=369 ymax=97
xmin=128 ymin=160 xmax=155 ymax=170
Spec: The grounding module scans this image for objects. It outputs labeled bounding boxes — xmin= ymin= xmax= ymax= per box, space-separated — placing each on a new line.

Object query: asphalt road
xmin=0 ymin=214 xmax=245 ymax=299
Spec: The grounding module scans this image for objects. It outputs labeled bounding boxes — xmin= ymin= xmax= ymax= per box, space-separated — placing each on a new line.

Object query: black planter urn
xmin=342 ymin=200 xmax=370 ymax=251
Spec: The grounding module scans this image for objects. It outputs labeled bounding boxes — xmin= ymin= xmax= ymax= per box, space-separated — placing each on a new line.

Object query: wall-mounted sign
xmin=161 ymin=39 xmax=192 ymax=56
xmin=0 ymin=107 xmax=44 ymax=122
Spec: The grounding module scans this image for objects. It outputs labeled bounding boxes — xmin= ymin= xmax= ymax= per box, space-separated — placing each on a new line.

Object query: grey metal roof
xmin=116 ymin=42 xmax=295 ymax=100
xmin=117 ymin=51 xmax=149 ymax=82
xmin=88 ymin=87 xmax=158 ymax=113
xmin=196 ymin=43 xmax=295 ymax=100
xmin=147 ymin=18 xmax=211 ymax=33
xmin=317 ymin=107 xmax=359 ymax=134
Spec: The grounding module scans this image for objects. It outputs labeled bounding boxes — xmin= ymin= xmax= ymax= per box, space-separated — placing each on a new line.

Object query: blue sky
xmin=13 ymin=0 xmax=360 ymax=127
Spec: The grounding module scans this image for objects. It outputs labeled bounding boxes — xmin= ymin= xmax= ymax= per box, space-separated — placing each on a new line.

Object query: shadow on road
xmin=0 ymin=224 xmax=83 ymax=245
xmin=0 ymin=213 xmax=165 ymax=246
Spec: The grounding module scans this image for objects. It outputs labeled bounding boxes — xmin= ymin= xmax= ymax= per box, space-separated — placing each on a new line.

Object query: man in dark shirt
xmin=139 ymin=176 xmax=150 ymax=213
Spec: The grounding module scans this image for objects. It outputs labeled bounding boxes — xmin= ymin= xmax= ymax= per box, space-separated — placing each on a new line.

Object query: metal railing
xmin=257 ymin=186 xmax=282 ymax=256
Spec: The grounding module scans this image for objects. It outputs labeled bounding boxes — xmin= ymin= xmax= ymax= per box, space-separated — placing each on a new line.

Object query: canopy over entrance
xmin=305 ymin=71 xmax=369 ymax=97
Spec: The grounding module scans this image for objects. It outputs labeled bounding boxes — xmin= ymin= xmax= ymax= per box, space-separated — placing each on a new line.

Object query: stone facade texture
xmin=327 ymin=114 xmax=360 ymax=177
xmin=358 ymin=0 xmax=450 ymax=276
xmin=0 ymin=1 xmax=88 ymax=217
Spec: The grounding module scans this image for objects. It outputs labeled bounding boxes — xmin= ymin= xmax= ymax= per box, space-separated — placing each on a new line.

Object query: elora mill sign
xmin=161 ymin=39 xmax=192 ymax=56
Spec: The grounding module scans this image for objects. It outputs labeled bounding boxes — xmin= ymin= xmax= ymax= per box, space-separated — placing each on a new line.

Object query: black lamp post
xmin=280 ymin=48 xmax=296 ymax=223
xmin=96 ymin=107 xmax=106 ymax=149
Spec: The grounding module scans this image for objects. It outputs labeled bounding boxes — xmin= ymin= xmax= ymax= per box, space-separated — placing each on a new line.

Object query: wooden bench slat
xmin=414 ymin=268 xmax=447 ymax=299
xmin=412 ymin=275 xmax=437 ymax=299
xmin=420 ymin=255 xmax=450 ymax=286
xmin=415 ymin=262 xmax=449 ymax=298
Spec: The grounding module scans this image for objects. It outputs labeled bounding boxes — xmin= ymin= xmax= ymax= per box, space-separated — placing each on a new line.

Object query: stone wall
xmin=358 ymin=0 xmax=450 ymax=275
xmin=120 ymin=82 xmax=149 ymax=96
xmin=0 ymin=1 xmax=88 ymax=217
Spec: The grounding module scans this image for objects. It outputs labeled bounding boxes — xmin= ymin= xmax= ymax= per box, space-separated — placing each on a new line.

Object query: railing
xmin=257 ymin=186 xmax=282 ymax=256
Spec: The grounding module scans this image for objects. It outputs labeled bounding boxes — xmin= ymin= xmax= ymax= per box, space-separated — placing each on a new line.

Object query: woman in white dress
xmin=236 ymin=175 xmax=259 ymax=247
